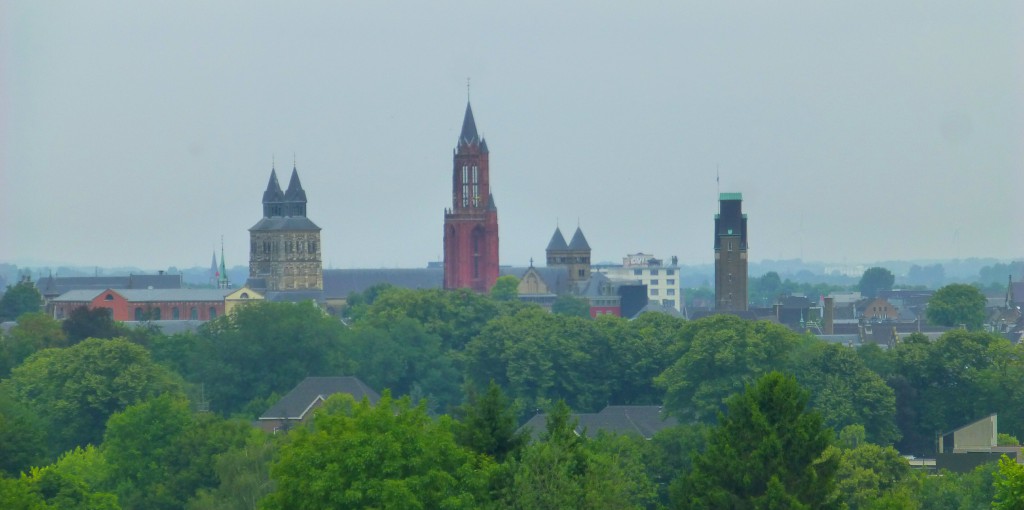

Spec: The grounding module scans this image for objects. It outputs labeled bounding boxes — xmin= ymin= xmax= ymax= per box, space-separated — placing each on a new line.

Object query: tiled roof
xmin=52 ymin=288 xmax=232 ymax=303
xmin=265 ymin=290 xmax=324 ymax=303
xmin=500 ymin=266 xmax=573 ymax=295
xmin=322 ymin=268 xmax=444 ymax=299
xmin=36 ymin=274 xmax=182 ymax=297
xmin=260 ymin=376 xmax=380 ymax=420
xmin=519 ymin=405 xmax=677 ymax=440
xmin=630 ymin=302 xmax=685 ymax=319
xmin=249 ymin=216 xmax=321 ymax=231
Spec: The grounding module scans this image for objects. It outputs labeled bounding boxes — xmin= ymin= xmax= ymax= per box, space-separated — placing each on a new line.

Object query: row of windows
xmin=646 ymin=279 xmax=676 ymax=287
xmin=649 ymin=289 xmax=678 ymax=297
xmin=633 ymin=269 xmax=676 ymax=276
xmin=133 ymin=306 xmax=217 ymax=321
xmin=251 ymin=240 xmax=318 ymax=255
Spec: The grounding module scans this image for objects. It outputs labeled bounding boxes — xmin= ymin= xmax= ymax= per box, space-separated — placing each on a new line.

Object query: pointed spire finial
xmin=467 ymin=77 xmax=471 ymax=102
xmin=272 ymin=154 xmax=275 ymax=170
xmin=293 ymin=152 xmax=296 ymax=169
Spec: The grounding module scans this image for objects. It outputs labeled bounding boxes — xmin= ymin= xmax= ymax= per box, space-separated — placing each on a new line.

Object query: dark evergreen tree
xmin=62 ymin=306 xmax=121 ymax=343
xmin=671 ymin=372 xmax=840 ymax=509
xmin=454 ymin=380 xmax=525 ymax=462
xmin=0 ymin=280 xmax=43 ymax=322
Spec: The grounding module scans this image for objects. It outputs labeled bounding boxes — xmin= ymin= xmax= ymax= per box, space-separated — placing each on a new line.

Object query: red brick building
xmin=51 ymin=288 xmax=233 ymax=321
xmin=443 ymin=102 xmax=499 ymax=293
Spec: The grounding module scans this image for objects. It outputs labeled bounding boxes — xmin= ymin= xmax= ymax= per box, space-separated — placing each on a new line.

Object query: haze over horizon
xmin=3 ymin=2 xmax=1021 ymax=270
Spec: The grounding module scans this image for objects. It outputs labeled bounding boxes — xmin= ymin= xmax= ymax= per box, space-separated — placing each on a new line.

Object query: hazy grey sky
xmin=2 ymin=1 xmax=1022 ymax=271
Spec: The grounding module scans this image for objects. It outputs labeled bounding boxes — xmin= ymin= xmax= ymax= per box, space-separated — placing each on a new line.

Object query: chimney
xmin=823 ymin=297 xmax=834 ymax=335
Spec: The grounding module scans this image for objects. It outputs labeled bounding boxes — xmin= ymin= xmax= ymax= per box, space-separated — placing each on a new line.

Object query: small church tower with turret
xmin=546 ymin=226 xmax=591 ymax=282
xmin=443 ymin=102 xmax=500 ymax=293
xmin=249 ymin=164 xmax=322 ymax=291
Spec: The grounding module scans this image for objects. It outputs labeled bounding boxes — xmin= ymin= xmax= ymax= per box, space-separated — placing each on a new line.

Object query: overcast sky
xmin=2 ymin=1 xmax=1022 ymax=271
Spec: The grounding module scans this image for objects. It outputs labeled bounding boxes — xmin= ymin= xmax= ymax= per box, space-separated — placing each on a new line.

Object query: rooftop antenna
xmin=716 ymin=164 xmax=720 ymax=196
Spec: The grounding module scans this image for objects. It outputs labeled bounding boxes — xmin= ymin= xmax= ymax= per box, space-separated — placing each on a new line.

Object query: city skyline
xmin=3 ymin=2 xmax=1022 ymax=269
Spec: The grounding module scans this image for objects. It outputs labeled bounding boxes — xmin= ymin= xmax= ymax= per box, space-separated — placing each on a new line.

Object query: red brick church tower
xmin=443 ymin=102 xmax=499 ymax=292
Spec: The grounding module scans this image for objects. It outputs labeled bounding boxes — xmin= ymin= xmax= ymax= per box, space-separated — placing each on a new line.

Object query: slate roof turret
xmin=457 ymin=102 xmax=488 ymax=153
xmin=568 ymin=227 xmax=591 ymax=251
xmin=263 ymin=169 xmax=285 ymax=204
xmin=547 ymin=228 xmax=569 ymax=251
xmin=284 ymin=166 xmax=307 ymax=203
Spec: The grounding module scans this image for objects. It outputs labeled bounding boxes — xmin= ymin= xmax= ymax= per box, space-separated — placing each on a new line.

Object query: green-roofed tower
xmin=715 ymin=193 xmax=748 ymax=311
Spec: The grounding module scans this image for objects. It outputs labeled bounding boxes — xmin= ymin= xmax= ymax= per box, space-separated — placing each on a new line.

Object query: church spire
xmin=218 ymin=237 xmax=230 ymax=289
xmin=284 ymin=164 xmax=308 ymax=216
xmin=459 ymin=102 xmax=481 ymax=147
xmin=262 ymin=166 xmax=285 ymax=217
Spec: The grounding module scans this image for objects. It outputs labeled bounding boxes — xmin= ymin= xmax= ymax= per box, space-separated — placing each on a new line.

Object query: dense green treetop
xmin=0 ymin=312 xmax=67 ymax=377
xmin=463 ymin=306 xmax=612 ymax=412
xmin=489 ymin=275 xmax=520 ymax=301
xmin=672 ymin=372 xmax=840 ymax=509
xmin=551 ymin=294 xmax=591 ymax=318
xmin=339 ymin=317 xmax=460 ymax=411
xmin=263 ymin=392 xmax=493 ymax=510
xmin=890 ymin=329 xmax=1015 ymax=454
xmin=359 ymin=287 xmax=503 ymax=351
xmin=994 ymin=454 xmax=1024 ymax=510
xmin=790 ymin=340 xmax=900 ymax=445
xmin=0 ymin=390 xmax=47 ymax=477
xmin=834 ymin=436 xmax=911 ymax=509
xmin=4 ymin=338 xmax=183 ymax=457
xmin=190 ymin=301 xmax=346 ymax=415
xmin=858 ymin=267 xmax=895 ymax=298
xmin=103 ymin=394 xmax=252 ymax=510
xmin=63 ymin=306 xmax=124 ymax=344
xmin=926 ymin=283 xmax=987 ymax=330
xmin=656 ymin=315 xmax=799 ymax=422
xmin=454 ymin=381 xmax=526 ymax=463
xmin=0 ymin=280 xmax=43 ymax=322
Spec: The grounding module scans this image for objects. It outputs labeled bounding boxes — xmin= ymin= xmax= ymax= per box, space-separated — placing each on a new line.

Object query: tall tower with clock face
xmin=443 ymin=102 xmax=499 ymax=293
xmin=714 ymin=193 xmax=748 ymax=311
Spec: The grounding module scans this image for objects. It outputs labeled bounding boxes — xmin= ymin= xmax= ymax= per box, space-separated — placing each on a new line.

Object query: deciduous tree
xmin=858 ymin=267 xmax=895 ymax=299
xmin=4 ymin=338 xmax=182 ymax=456
xmin=926 ymin=283 xmax=987 ymax=330
xmin=264 ymin=392 xmax=493 ymax=510
xmin=655 ymin=315 xmax=799 ymax=422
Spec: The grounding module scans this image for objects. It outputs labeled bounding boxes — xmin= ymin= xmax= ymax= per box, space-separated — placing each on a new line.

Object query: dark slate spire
xmin=547 ymin=227 xmax=569 ymax=251
xmin=459 ymin=102 xmax=479 ymax=145
xmin=284 ymin=166 xmax=307 ymax=202
xmin=263 ymin=168 xmax=285 ymax=217
xmin=263 ymin=169 xmax=284 ymax=202
xmin=568 ymin=227 xmax=591 ymax=251
xmin=487 ymin=193 xmax=497 ymax=211
xmin=283 ymin=166 xmax=308 ymax=217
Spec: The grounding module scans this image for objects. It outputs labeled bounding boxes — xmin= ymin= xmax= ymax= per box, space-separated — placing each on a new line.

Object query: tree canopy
xmin=671 ymin=372 xmax=840 ymax=509
xmin=926 ymin=283 xmax=987 ymax=330
xmin=263 ymin=392 xmax=493 ymax=510
xmin=4 ymin=337 xmax=183 ymax=456
xmin=655 ymin=315 xmax=799 ymax=422
xmin=0 ymin=280 xmax=43 ymax=322
xmin=858 ymin=267 xmax=895 ymax=298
